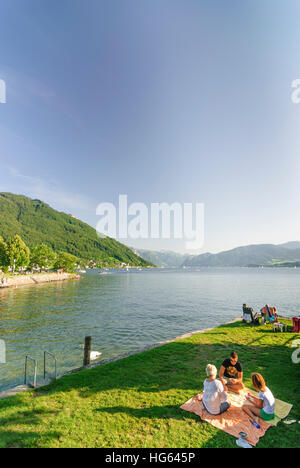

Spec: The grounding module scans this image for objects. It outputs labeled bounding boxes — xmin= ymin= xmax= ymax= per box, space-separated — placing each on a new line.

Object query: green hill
xmin=0 ymin=193 xmax=153 ymax=267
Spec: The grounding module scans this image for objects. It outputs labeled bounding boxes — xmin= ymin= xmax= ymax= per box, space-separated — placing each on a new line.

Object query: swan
xmin=78 ymin=345 xmax=102 ymax=360
xmin=90 ymin=351 xmax=102 ymax=361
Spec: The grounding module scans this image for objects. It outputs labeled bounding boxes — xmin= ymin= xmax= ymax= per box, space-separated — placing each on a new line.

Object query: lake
xmin=0 ymin=267 xmax=299 ymax=391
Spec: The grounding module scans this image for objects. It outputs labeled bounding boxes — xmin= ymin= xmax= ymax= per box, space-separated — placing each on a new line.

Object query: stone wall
xmin=0 ymin=272 xmax=80 ymax=288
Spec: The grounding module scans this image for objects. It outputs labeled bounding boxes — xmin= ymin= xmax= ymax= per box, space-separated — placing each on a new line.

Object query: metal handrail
xmin=44 ymin=351 xmax=57 ymax=380
xmin=24 ymin=356 xmax=37 ymax=388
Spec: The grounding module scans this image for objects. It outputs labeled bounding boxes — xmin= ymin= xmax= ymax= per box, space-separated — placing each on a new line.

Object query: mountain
xmin=279 ymin=241 xmax=300 ymax=250
xmin=0 ymin=193 xmax=153 ymax=267
xmin=131 ymin=248 xmax=189 ymax=268
xmin=181 ymin=243 xmax=300 ymax=267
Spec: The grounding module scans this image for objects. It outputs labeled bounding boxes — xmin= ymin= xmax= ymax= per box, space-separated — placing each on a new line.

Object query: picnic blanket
xmin=180 ymin=389 xmax=293 ymax=447
xmin=226 ymin=388 xmax=293 ymax=427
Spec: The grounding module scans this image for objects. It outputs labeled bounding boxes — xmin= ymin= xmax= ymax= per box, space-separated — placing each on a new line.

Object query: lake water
xmin=0 ymin=267 xmax=299 ymax=391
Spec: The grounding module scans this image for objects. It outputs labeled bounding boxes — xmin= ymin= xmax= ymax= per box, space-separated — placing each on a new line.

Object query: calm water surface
xmin=0 ymin=268 xmax=299 ymax=391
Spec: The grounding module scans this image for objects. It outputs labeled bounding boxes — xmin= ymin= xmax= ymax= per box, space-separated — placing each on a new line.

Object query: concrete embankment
xmin=0 ymin=272 xmax=80 ymax=288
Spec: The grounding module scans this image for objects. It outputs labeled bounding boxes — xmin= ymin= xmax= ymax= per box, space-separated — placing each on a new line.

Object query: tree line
xmin=0 ymin=234 xmax=78 ymax=273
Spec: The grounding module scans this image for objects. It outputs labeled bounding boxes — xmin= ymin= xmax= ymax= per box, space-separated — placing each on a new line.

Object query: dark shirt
xmin=243 ymin=306 xmax=256 ymax=321
xmin=243 ymin=305 xmax=253 ymax=314
xmin=222 ymin=359 xmax=243 ymax=379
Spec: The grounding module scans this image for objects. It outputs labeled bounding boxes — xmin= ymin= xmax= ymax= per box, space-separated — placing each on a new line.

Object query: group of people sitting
xmin=242 ymin=303 xmax=278 ymax=325
xmin=199 ymin=352 xmax=275 ymax=422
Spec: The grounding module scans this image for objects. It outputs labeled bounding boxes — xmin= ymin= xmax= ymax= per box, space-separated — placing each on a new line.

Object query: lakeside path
xmin=0 ymin=319 xmax=299 ymax=448
xmin=0 ymin=272 xmax=80 ymax=289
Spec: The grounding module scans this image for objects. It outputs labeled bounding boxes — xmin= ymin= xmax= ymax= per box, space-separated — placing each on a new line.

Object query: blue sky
xmin=0 ymin=0 xmax=299 ymax=253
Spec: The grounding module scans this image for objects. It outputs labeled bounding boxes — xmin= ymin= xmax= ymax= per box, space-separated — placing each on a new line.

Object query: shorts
xmin=203 ymin=401 xmax=230 ymax=416
xmin=260 ymin=409 xmax=275 ymax=421
xmin=223 ymin=377 xmax=236 ymax=385
xmin=219 ymin=402 xmax=230 ymax=414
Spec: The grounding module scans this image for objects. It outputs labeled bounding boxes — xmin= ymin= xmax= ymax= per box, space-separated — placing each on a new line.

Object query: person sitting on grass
xmin=242 ymin=303 xmax=259 ymax=324
xmin=260 ymin=304 xmax=278 ymax=324
xmin=242 ymin=373 xmax=275 ymax=422
xmin=199 ymin=364 xmax=231 ymax=415
xmin=219 ymin=351 xmax=245 ymax=394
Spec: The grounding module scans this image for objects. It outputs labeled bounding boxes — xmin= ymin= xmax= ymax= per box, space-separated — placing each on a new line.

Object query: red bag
xmin=292 ymin=317 xmax=300 ymax=333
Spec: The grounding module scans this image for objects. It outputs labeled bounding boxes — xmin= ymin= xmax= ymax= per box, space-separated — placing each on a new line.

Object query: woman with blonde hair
xmin=242 ymin=373 xmax=275 ymax=422
xmin=201 ymin=364 xmax=231 ymax=415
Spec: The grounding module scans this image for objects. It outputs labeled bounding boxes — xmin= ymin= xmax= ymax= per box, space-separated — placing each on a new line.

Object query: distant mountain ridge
xmin=0 ymin=193 xmax=153 ymax=267
xmin=279 ymin=241 xmax=300 ymax=250
xmin=131 ymin=248 xmax=189 ymax=268
xmin=182 ymin=242 xmax=300 ymax=267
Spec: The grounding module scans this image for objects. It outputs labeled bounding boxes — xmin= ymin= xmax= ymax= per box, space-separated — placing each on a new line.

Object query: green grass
xmin=0 ymin=320 xmax=299 ymax=448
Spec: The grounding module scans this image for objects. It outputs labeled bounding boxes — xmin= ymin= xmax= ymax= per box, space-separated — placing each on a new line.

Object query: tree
xmin=30 ymin=244 xmax=56 ymax=270
xmin=0 ymin=236 xmax=9 ymax=271
xmin=54 ymin=252 xmax=78 ymax=272
xmin=5 ymin=235 xmax=30 ymax=271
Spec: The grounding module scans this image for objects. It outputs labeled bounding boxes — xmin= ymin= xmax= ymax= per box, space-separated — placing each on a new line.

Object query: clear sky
xmin=0 ymin=0 xmax=299 ymax=253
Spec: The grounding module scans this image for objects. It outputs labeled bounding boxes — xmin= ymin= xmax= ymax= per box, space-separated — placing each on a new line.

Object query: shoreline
xmin=71 ymin=318 xmax=242 ymax=373
xmin=0 ymin=317 xmax=297 ymax=448
xmin=0 ymin=318 xmax=241 ymax=400
xmin=0 ymin=272 xmax=81 ymax=289
xmin=0 ymin=315 xmax=291 ymax=399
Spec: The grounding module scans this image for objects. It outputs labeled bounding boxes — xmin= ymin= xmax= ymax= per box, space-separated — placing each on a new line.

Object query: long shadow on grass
xmin=94 ymin=404 xmax=195 ymax=421
xmin=5 ymin=322 xmax=298 ymax=448
xmin=0 ymin=402 xmax=61 ymax=448
xmin=0 ymin=428 xmax=61 ymax=449
xmin=36 ymin=329 xmax=300 ymax=406
xmin=253 ymin=329 xmax=297 ymax=346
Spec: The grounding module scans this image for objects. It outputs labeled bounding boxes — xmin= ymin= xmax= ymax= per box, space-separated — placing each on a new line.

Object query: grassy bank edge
xmin=0 ymin=318 xmax=299 ymax=448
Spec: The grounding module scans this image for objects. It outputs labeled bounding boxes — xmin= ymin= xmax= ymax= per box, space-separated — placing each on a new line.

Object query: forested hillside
xmin=0 ymin=193 xmax=153 ymax=267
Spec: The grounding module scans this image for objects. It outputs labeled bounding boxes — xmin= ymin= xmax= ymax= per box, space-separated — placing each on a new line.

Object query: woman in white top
xmin=201 ymin=364 xmax=231 ymax=415
xmin=242 ymin=373 xmax=275 ymax=422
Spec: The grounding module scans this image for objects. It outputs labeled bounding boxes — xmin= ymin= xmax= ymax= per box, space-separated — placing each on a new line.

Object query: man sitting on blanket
xmin=219 ymin=351 xmax=245 ymax=394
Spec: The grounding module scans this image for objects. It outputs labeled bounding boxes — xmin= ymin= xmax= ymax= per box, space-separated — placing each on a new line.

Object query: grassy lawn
xmin=0 ymin=320 xmax=299 ymax=448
